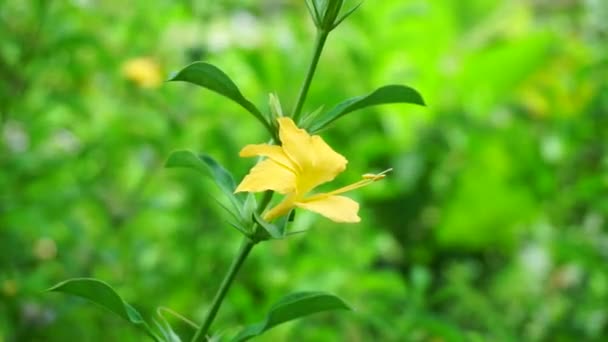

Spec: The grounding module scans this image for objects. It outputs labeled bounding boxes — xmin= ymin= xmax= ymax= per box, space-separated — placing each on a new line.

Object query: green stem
xmin=292 ymin=30 xmax=329 ymax=123
xmin=191 ymin=237 xmax=256 ymax=342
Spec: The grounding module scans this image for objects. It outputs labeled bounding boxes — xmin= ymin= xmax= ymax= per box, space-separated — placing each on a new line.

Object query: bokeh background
xmin=1 ymin=0 xmax=607 ymax=341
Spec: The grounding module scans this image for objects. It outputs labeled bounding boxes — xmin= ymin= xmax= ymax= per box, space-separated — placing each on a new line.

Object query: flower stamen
xmin=306 ymin=168 xmax=393 ymax=200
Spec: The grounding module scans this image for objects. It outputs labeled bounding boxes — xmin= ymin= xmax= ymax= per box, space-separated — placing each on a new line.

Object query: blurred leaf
xmin=232 ymin=291 xmax=351 ymax=341
xmin=458 ymin=33 xmax=554 ymax=113
xmin=415 ymin=314 xmax=467 ymax=341
xmin=307 ymin=85 xmax=425 ymax=132
xmin=48 ymin=278 xmax=160 ymax=341
xmin=436 ymin=141 xmax=535 ymax=249
xmin=168 ymin=62 xmax=273 ymax=135
xmin=166 ymin=150 xmax=244 ymax=214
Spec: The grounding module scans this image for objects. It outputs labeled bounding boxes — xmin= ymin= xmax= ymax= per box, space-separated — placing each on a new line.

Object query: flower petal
xmin=304 ymin=135 xmax=348 ymax=186
xmin=263 ymin=195 xmax=296 ymax=221
xmin=277 ymin=118 xmax=347 ymax=194
xmin=235 ymin=159 xmax=296 ymax=194
xmin=239 ymin=143 xmax=297 ymax=172
xmin=277 ymin=117 xmax=313 ymax=169
xmin=239 ymin=143 xmax=283 ymax=158
xmin=296 ymin=195 xmax=360 ymax=223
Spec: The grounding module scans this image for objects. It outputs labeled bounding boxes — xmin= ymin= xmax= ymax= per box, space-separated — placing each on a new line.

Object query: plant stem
xmin=292 ymin=30 xmax=329 ymax=123
xmin=191 ymin=237 xmax=256 ymax=342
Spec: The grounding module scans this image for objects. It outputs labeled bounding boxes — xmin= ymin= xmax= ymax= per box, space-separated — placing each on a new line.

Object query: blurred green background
xmin=1 ymin=0 xmax=607 ymax=341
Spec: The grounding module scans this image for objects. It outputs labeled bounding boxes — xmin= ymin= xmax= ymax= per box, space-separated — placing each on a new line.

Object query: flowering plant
xmin=48 ymin=1 xmax=424 ymax=341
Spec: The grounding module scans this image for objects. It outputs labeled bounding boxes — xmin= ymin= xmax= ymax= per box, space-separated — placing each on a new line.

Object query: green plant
xmin=47 ymin=1 xmax=424 ymax=341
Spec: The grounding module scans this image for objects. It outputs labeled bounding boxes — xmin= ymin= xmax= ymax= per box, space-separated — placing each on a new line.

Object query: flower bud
xmin=307 ymin=0 xmax=359 ymax=32
xmin=319 ymin=0 xmax=344 ymax=31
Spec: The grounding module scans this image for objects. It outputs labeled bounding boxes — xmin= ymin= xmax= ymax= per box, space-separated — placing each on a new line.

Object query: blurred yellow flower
xmin=2 ymin=279 xmax=18 ymax=297
xmin=33 ymin=237 xmax=57 ymax=261
xmin=236 ymin=117 xmax=388 ymax=223
xmin=121 ymin=57 xmax=162 ymax=88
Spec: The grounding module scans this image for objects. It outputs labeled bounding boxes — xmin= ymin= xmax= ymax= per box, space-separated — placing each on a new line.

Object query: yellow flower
xmin=121 ymin=57 xmax=163 ymax=89
xmin=235 ymin=117 xmax=388 ymax=223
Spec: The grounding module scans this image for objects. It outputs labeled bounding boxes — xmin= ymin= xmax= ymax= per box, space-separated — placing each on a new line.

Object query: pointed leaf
xmin=332 ymin=2 xmax=363 ymax=29
xmin=305 ymin=0 xmax=321 ymax=25
xmin=252 ymin=212 xmax=283 ymax=239
xmin=232 ymin=292 xmax=351 ymax=341
xmin=307 ymin=84 xmax=425 ymax=132
xmin=166 ymin=150 xmax=244 ymax=213
xmin=169 ymin=62 xmax=273 ymax=135
xmin=48 ymin=278 xmax=160 ymax=341
xmin=243 ymin=193 xmax=258 ymax=220
xmin=153 ymin=307 xmax=197 ymax=342
xmin=199 ymin=154 xmax=239 ymax=198
xmin=157 ymin=307 xmax=199 ymax=330
xmin=275 ymin=212 xmax=291 ymax=236
xmin=153 ymin=318 xmax=182 ymax=342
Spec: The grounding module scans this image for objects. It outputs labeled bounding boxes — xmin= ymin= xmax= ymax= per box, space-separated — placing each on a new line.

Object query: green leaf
xmin=275 ymin=212 xmax=291 ymax=236
xmin=307 ymin=84 xmax=425 ymax=132
xmin=168 ymin=62 xmax=273 ymax=136
xmin=153 ymin=307 xmax=197 ymax=342
xmin=48 ymin=278 xmax=160 ymax=341
xmin=232 ymin=292 xmax=352 ymax=342
xmin=153 ymin=318 xmax=182 ymax=342
xmin=305 ymin=0 xmax=322 ymax=25
xmin=332 ymin=2 xmax=363 ymax=30
xmin=252 ymin=212 xmax=283 ymax=239
xmin=243 ymin=193 xmax=258 ymax=219
xmin=165 ymin=150 xmax=243 ymax=213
